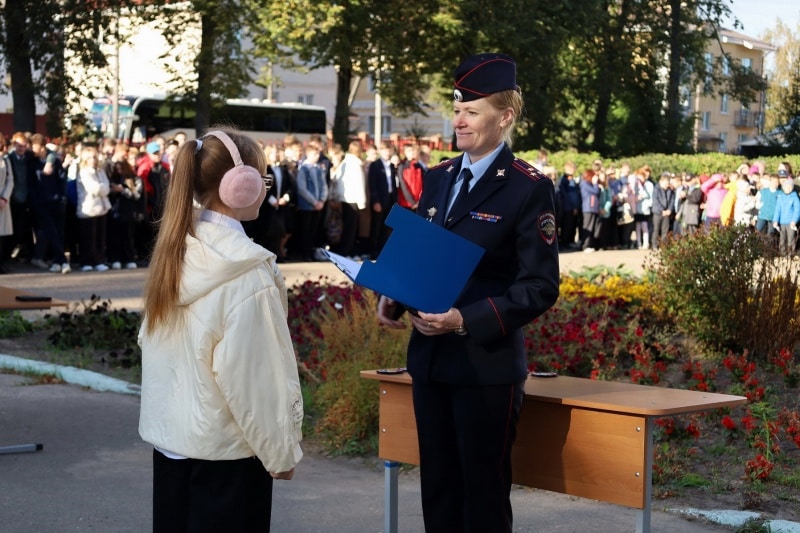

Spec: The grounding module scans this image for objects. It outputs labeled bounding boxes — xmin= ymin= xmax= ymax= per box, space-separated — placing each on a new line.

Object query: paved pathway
xmin=0 ymin=247 xmax=651 ymax=311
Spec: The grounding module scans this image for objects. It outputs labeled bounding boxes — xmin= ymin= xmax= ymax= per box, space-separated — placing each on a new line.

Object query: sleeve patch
xmin=538 ymin=211 xmax=557 ymax=245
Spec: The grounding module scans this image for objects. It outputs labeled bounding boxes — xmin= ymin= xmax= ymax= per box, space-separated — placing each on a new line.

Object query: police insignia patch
xmin=538 ymin=212 xmax=557 ymax=245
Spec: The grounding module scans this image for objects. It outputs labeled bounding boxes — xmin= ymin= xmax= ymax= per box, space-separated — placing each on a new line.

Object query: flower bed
xmin=289 ymin=264 xmax=800 ymax=522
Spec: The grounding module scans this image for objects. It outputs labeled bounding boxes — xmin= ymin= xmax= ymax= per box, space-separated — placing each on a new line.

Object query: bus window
xmin=91 ymin=96 xmax=326 ymax=144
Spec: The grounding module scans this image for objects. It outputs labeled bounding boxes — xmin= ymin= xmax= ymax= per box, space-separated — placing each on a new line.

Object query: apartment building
xmin=348 ymin=75 xmax=450 ymax=149
xmin=689 ymin=28 xmax=775 ymax=153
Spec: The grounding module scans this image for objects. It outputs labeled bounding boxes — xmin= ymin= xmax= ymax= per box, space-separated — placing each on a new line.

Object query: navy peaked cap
xmin=453 ymin=53 xmax=519 ymax=102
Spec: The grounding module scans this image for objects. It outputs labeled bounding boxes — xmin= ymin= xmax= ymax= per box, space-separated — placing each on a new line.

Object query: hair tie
xmin=195 ymin=139 xmax=203 ymax=153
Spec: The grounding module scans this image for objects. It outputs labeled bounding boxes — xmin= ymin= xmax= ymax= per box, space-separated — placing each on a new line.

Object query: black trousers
xmin=334 ymin=202 xmax=359 ymax=257
xmin=78 ymin=215 xmax=107 ymax=267
xmin=8 ymin=201 xmax=33 ymax=261
xmin=295 ymin=209 xmax=321 ymax=261
xmin=152 ymin=449 xmax=273 ymax=533
xmin=412 ymin=380 xmax=525 ymax=533
xmin=32 ymin=203 xmax=67 ymax=263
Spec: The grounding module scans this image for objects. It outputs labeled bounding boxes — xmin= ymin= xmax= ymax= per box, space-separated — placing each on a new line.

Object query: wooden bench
xmin=0 ymin=286 xmax=69 ymax=455
xmin=361 ymin=370 xmax=747 ymax=533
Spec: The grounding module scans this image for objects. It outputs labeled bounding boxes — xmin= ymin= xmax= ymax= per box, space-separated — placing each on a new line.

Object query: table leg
xmin=0 ymin=443 xmax=43 ymax=455
xmin=384 ymin=460 xmax=399 ymax=533
xmin=635 ymin=417 xmax=654 ymax=533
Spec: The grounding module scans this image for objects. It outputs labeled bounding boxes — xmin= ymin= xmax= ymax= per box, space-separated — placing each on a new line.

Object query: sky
xmin=724 ymin=0 xmax=800 ymax=39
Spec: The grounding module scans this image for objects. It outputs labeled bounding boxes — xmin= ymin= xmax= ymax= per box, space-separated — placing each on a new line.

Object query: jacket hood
xmin=179 ymin=219 xmax=273 ymax=306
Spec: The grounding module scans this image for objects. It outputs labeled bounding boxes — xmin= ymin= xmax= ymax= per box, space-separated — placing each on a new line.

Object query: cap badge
xmin=453 ymin=89 xmax=463 ymax=102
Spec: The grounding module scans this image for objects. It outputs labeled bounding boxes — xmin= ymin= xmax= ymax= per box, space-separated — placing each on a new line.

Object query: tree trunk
xmin=333 ymin=65 xmax=353 ymax=147
xmin=194 ymin=11 xmax=216 ymax=136
xmin=664 ymin=0 xmax=683 ymax=152
xmin=4 ymin=1 xmax=36 ymax=132
xmin=593 ymin=66 xmax=612 ymax=155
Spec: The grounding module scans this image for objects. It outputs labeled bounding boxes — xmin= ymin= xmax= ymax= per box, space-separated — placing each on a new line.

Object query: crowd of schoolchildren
xmin=550 ymin=158 xmax=800 ymax=256
xmin=5 ymin=127 xmax=793 ymax=273
xmin=0 ymin=129 xmax=435 ymax=273
xmin=241 ymin=136 xmax=432 ymax=264
xmin=0 ymin=130 xmax=180 ymax=274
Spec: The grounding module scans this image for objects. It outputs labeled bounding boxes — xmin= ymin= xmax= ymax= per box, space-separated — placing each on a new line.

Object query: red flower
xmin=745 ymin=454 xmax=774 ymax=480
xmin=722 ymin=416 xmax=737 ymax=431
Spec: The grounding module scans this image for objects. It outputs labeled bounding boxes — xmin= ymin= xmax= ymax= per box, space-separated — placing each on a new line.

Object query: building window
xmin=722 ymin=56 xmax=730 ymax=76
xmin=297 ymin=94 xmax=314 ymax=105
xmin=742 ymin=58 xmax=752 ymax=70
xmin=719 ymin=132 xmax=727 ymax=153
xmin=680 ymin=87 xmax=692 ymax=113
xmin=368 ymin=115 xmax=391 ymax=136
xmin=738 ymin=133 xmax=749 ymax=145
xmin=720 ymin=94 xmax=729 ymax=114
xmin=702 ymin=111 xmax=711 ymax=131
xmin=704 ymin=52 xmax=713 ymax=86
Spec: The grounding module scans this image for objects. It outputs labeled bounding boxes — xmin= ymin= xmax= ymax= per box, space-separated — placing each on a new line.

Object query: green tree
xmin=252 ymin=0 xmax=462 ymax=146
xmin=138 ymin=0 xmax=256 ymax=135
xmin=763 ymin=19 xmax=800 ymax=152
xmin=461 ymin=0 xmax=578 ymax=152
xmin=591 ymin=0 xmax=766 ymax=155
xmin=0 ymin=0 xmax=122 ymax=136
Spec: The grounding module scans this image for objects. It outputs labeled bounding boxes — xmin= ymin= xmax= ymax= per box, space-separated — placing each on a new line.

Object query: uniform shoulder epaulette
xmin=428 ymin=158 xmax=454 ymax=172
xmin=511 ymin=158 xmax=546 ymax=182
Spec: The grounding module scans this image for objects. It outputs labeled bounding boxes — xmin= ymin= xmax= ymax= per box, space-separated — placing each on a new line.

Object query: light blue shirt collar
xmin=446 ymin=143 xmax=505 ymax=216
xmin=459 ymin=142 xmax=505 ymax=191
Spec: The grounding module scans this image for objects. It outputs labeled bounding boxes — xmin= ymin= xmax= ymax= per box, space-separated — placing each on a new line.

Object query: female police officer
xmin=377 ymin=53 xmax=560 ymax=532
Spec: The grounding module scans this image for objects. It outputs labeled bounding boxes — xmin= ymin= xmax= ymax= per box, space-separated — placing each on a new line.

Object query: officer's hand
xmin=414 ymin=308 xmax=464 ymax=336
xmin=377 ymin=296 xmax=405 ymax=329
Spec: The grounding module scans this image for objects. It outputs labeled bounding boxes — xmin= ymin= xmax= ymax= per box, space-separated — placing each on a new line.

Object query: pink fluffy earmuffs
xmin=204 ymin=130 xmax=263 ymax=209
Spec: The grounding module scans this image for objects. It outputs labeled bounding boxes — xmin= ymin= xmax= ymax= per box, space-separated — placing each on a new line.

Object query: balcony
xmin=733 ymin=109 xmax=764 ymax=129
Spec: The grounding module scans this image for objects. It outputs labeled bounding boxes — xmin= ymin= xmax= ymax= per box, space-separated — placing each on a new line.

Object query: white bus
xmin=89 ymin=95 xmax=327 ymax=144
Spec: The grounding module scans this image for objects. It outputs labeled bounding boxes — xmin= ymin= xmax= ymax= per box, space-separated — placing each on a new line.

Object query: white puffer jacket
xmin=138 ymin=215 xmax=303 ymax=473
xmin=77 ymin=166 xmax=111 ymax=218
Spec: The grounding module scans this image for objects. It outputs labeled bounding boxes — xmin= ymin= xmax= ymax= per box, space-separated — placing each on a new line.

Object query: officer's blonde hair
xmin=487 ymin=89 xmax=523 ymax=146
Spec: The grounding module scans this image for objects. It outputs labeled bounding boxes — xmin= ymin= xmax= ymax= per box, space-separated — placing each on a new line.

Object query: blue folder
xmin=324 ymin=205 xmax=485 ymax=313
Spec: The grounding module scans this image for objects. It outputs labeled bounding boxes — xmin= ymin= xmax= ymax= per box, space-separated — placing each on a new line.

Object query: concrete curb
xmin=672 ymin=509 xmax=800 ymax=532
xmin=0 ymin=353 xmax=141 ymax=395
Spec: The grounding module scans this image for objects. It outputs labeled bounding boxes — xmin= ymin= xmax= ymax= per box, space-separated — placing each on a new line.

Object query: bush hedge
xmin=432 ymin=149 xmax=800 ymax=178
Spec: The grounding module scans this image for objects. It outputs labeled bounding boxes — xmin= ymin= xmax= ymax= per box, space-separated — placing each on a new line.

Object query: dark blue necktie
xmin=448 ymin=168 xmax=473 ymax=218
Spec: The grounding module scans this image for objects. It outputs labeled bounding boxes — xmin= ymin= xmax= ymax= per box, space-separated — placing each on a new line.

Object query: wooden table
xmin=0 ymin=286 xmax=68 ymax=311
xmin=0 ymin=286 xmax=69 ymax=454
xmin=361 ymin=370 xmax=748 ymax=533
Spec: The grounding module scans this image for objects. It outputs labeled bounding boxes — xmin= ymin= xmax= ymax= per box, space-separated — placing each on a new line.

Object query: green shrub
xmin=647 ymin=226 xmax=800 ymax=359
xmin=46 ymin=295 xmax=142 ymax=368
xmin=0 ymin=311 xmax=34 ymax=337
xmin=515 ymin=149 xmax=800 ymax=177
xmin=310 ymin=291 xmax=409 ymax=455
